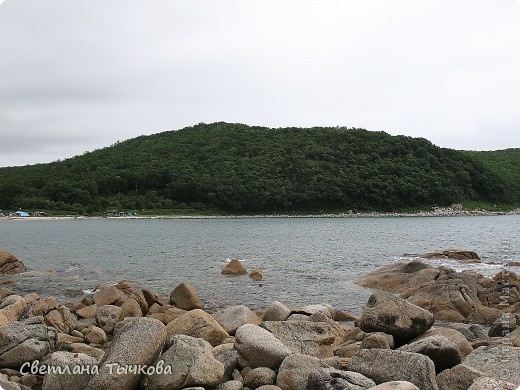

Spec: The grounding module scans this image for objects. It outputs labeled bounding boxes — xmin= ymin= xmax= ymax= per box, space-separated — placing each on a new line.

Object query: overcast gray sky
xmin=1 ymin=0 xmax=519 ymax=167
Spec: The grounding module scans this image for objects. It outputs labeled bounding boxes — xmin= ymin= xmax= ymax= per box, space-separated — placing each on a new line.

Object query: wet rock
xmin=141 ymin=334 xmax=224 ymax=390
xmin=93 ymin=285 xmax=127 ymax=306
xmin=348 ymin=349 xmax=438 ymax=390
xmin=169 ymin=283 xmax=203 ymax=310
xmin=263 ymin=301 xmax=291 ymax=322
xmin=398 ymin=335 xmax=461 ymax=373
xmin=435 ymin=364 xmax=485 ymax=390
xmin=222 ymin=259 xmax=247 ymax=275
xmin=213 ymin=305 xmax=262 ymax=335
xmin=42 ymin=351 xmax=97 ymax=390
xmin=95 ymin=305 xmax=123 ymax=333
xmin=0 ymin=317 xmax=58 ymax=368
xmin=243 ymin=367 xmax=276 ymax=389
xmin=0 ymin=250 xmax=27 ymax=275
xmin=86 ymin=317 xmax=167 ymax=390
xmin=166 ymin=309 xmax=229 ymax=347
xmin=462 ymin=345 xmax=520 ymax=385
xmin=249 ymin=269 xmax=263 ymax=281
xmin=260 ymin=320 xmax=345 ymax=358
xmin=359 ymin=291 xmax=434 ymax=344
xmin=234 ymin=324 xmax=292 ymax=369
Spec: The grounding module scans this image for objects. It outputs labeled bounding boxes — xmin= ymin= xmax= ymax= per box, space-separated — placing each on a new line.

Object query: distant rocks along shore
xmin=0 ymin=248 xmax=519 ymax=389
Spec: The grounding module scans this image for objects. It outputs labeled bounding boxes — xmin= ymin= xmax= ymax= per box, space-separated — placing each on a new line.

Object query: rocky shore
xmin=1 ymin=249 xmax=519 ymax=390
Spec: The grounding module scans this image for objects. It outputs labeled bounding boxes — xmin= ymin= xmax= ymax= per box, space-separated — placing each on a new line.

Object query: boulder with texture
xmin=435 ymin=364 xmax=485 ymax=390
xmin=86 ymin=317 xmax=167 ymax=390
xmin=141 ymin=334 xmax=224 ymax=390
xmin=368 ymin=382 xmax=420 ymax=390
xmin=0 ymin=317 xmax=58 ymax=369
xmin=263 ymin=301 xmax=291 ymax=322
xmin=93 ymin=285 xmax=127 ymax=306
xmin=361 ymin=332 xmax=394 ymax=350
xmin=260 ymin=320 xmax=345 ymax=358
xmin=213 ymin=305 xmax=262 ymax=335
xmin=305 ymin=369 xmax=376 ymax=390
xmin=467 ymin=377 xmax=518 ymax=389
xmin=42 ymin=351 xmax=97 ymax=390
xmin=348 ymin=349 xmax=438 ymax=390
xmin=462 ymin=345 xmax=520 ymax=385
xmin=166 ymin=309 xmax=229 ymax=346
xmin=95 ymin=304 xmax=123 ymax=333
xmin=243 ymin=367 xmax=276 ymax=389
xmin=412 ymin=327 xmax=473 ymax=358
xmin=234 ymin=324 xmax=292 ymax=369
xmin=359 ymin=291 xmax=434 ymax=344
xmin=398 ymin=335 xmax=461 ymax=373
xmin=169 ymin=283 xmax=203 ymax=310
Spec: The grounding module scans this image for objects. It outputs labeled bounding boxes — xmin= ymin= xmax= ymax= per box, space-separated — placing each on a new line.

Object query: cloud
xmin=0 ymin=0 xmax=519 ymax=167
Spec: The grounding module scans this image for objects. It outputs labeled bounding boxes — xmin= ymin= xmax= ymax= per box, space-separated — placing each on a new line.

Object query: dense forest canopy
xmin=0 ymin=122 xmax=518 ymax=214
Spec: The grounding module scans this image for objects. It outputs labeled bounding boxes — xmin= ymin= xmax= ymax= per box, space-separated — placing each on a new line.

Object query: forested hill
xmin=0 ymin=122 xmax=518 ymax=214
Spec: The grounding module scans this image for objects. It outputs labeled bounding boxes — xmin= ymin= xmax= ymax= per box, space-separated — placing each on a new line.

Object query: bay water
xmin=1 ymin=215 xmax=518 ymax=314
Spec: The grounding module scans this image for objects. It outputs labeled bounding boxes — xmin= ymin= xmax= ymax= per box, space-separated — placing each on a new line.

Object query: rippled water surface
xmin=1 ymin=215 xmax=519 ymax=314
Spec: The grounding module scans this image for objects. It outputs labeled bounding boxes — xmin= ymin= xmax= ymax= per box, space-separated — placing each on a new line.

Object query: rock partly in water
xmin=359 ymin=291 xmax=434 ymax=344
xmin=0 ymin=250 xmax=27 ymax=275
xmin=86 ymin=317 xmax=167 ymax=390
xmin=169 ymin=283 xmax=204 ymax=310
xmin=348 ymin=349 xmax=438 ymax=390
xmin=249 ymin=269 xmax=263 ymax=281
xmin=222 ymin=259 xmax=247 ymax=275
xmin=422 ymin=249 xmax=480 ymax=262
xmin=234 ymin=324 xmax=292 ymax=369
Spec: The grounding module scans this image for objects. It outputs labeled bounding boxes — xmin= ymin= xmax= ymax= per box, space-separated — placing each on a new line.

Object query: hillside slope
xmin=0 ymin=122 xmax=517 ymax=214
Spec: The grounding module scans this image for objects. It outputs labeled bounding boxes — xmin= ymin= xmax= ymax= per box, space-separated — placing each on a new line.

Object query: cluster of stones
xmin=221 ymin=259 xmax=263 ymax=281
xmin=1 ymin=277 xmax=519 ymax=389
xmin=356 ymin=259 xmax=520 ymax=325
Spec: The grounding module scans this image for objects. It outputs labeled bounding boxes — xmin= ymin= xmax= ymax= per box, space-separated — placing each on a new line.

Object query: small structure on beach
xmin=15 ymin=211 xmax=30 ymax=217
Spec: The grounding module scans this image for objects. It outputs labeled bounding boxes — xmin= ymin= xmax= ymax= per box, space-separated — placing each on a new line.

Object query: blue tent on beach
xmin=15 ymin=211 xmax=30 ymax=217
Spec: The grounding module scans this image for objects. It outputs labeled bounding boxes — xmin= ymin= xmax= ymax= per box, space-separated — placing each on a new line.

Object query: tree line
xmin=0 ymin=122 xmax=518 ymax=214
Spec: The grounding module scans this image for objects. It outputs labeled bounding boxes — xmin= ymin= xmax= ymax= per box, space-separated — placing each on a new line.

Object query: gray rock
xmin=361 ymin=332 xmax=394 ymax=350
xmin=348 ymin=349 xmax=438 ymax=390
xmin=257 ymin=386 xmax=282 ymax=390
xmin=488 ymin=313 xmax=518 ymax=337
xmin=215 ymin=349 xmax=240 ymax=382
xmin=213 ymin=305 xmax=262 ymax=335
xmin=359 ymin=292 xmax=434 ymax=344
xmin=462 ymin=345 xmax=520 ymax=385
xmin=334 ymin=341 xmax=362 ymax=358
xmin=367 ymin=382 xmax=420 ymax=389
xmin=276 ymin=354 xmax=331 ymax=390
xmin=412 ymin=327 xmax=473 ymax=358
xmin=95 ymin=304 xmax=123 ymax=333
xmin=398 ymin=335 xmax=461 ymax=372
xmin=293 ymin=304 xmax=334 ymax=318
xmin=435 ymin=364 xmax=485 ymax=390
xmin=305 ymin=369 xmax=376 ymax=390
xmin=0 ymin=375 xmax=21 ymax=390
xmin=216 ymin=380 xmax=244 ymax=390
xmin=86 ymin=317 xmax=167 ymax=390
xmin=263 ymin=301 xmax=291 ymax=322
xmin=260 ymin=320 xmax=345 ymax=358
xmin=243 ymin=367 xmax=276 ymax=389
xmin=42 ymin=351 xmax=97 ymax=390
xmin=0 ymin=295 xmax=22 ymax=309
xmin=0 ymin=317 xmax=58 ymax=369
xmin=468 ymin=377 xmax=518 ymax=389
xmin=141 ymin=334 xmax=224 ymax=390
xmin=235 ymin=324 xmax=292 ymax=369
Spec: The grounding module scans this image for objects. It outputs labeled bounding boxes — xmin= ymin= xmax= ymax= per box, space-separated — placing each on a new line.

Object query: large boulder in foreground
xmin=398 ymin=335 xmax=461 ymax=373
xmin=462 ymin=345 xmax=520 ymax=385
xmin=86 ymin=317 xmax=167 ymax=390
xmin=0 ymin=317 xmax=58 ymax=369
xmin=348 ymin=349 xmax=438 ymax=390
xmin=141 ymin=335 xmax=224 ymax=390
xmin=0 ymin=250 xmax=27 ymax=275
xmin=359 ymin=291 xmax=434 ymax=344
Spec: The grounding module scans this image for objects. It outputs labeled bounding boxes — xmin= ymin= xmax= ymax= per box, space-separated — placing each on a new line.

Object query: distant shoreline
xmin=1 ymin=207 xmax=520 ymax=221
